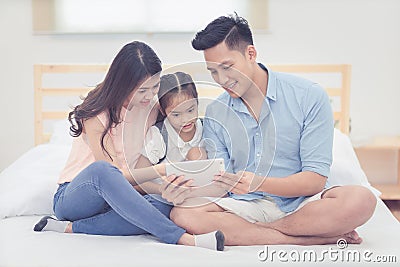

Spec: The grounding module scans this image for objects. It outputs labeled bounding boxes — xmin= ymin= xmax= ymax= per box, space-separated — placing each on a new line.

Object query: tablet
xmin=165 ymin=158 xmax=225 ymax=186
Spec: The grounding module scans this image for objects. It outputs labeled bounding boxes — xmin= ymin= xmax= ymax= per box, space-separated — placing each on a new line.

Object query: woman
xmin=34 ymin=41 xmax=224 ymax=251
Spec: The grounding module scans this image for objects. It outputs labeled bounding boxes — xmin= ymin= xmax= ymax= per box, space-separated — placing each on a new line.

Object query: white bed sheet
xmin=0 ymin=129 xmax=399 ymax=266
xmin=0 ymin=200 xmax=399 ymax=267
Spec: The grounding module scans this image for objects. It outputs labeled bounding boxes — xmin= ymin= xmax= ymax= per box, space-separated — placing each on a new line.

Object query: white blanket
xmin=0 ymin=129 xmax=399 ymax=266
xmin=0 ymin=200 xmax=399 ymax=267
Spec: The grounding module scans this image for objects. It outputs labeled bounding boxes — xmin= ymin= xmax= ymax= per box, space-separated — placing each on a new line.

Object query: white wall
xmin=1 ymin=0 xmax=399 ymax=171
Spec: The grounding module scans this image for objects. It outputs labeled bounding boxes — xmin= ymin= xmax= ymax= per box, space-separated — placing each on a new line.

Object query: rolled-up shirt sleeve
xmin=300 ymin=84 xmax=334 ymax=177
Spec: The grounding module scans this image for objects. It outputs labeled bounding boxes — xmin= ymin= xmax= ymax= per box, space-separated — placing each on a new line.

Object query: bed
xmin=1 ymin=64 xmax=399 ymax=267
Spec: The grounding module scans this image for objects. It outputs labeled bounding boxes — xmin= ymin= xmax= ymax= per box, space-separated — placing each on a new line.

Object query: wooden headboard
xmin=34 ymin=64 xmax=351 ymax=145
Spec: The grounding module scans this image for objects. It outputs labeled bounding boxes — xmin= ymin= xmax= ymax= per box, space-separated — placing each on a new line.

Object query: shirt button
xmin=257 ymin=153 xmax=260 ymax=157
xmin=256 ymin=132 xmax=259 ymax=136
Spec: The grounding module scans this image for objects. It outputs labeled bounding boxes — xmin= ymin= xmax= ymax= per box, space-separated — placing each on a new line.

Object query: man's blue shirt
xmin=203 ymin=64 xmax=334 ymax=213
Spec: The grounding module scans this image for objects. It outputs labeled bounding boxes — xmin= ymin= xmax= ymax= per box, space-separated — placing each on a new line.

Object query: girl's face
xmin=165 ymin=94 xmax=198 ymax=134
xmin=125 ymin=74 xmax=160 ymax=110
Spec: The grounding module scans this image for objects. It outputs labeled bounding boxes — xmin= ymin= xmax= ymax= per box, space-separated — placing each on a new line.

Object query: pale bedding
xmin=0 ymin=127 xmax=399 ymax=266
xmin=1 ymin=200 xmax=399 ymax=267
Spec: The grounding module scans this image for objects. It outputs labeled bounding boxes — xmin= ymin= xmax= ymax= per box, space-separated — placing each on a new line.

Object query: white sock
xmin=33 ymin=216 xmax=70 ymax=233
xmin=194 ymin=230 xmax=225 ymax=251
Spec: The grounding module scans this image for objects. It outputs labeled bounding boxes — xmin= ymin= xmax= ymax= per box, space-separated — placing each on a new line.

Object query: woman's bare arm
xmin=84 ymin=117 xmax=165 ymax=186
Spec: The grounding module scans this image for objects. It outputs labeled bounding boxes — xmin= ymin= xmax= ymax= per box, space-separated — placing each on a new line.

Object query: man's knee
xmin=333 ymin=185 xmax=377 ymax=223
xmin=170 ymin=207 xmax=195 ymax=228
xmin=351 ymin=186 xmax=377 ymax=218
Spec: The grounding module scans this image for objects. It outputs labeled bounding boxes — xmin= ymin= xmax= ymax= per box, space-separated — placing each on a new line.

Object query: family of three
xmin=34 ymin=14 xmax=376 ymax=251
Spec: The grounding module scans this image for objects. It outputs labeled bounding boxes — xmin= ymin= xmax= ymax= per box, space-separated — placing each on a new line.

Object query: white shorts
xmin=214 ymin=188 xmax=335 ymax=223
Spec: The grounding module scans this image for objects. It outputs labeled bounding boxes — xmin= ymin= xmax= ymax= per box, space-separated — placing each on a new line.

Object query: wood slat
xmin=326 ymin=88 xmax=342 ymax=96
xmin=41 ymin=64 xmax=109 ymax=73
xmin=269 ymin=64 xmax=348 ymax=73
xmin=340 ymin=64 xmax=351 ymax=134
xmin=42 ymin=111 xmax=70 ymax=120
xmin=34 ymin=65 xmax=43 ymax=145
xmin=34 ymin=64 xmax=351 ymax=144
xmin=42 ymin=133 xmax=51 ymax=144
xmin=197 ymin=87 xmax=224 ymax=98
xmin=333 ymin=112 xmax=341 ymax=120
xmin=41 ymin=88 xmax=92 ymax=96
xmin=372 ymin=184 xmax=400 ymax=200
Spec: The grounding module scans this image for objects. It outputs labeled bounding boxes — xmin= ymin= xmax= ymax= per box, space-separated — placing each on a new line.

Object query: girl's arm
xmin=133 ymin=155 xmax=162 ymax=195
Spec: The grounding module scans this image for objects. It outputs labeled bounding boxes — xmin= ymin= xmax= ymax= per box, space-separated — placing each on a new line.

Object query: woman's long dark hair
xmin=68 ymin=41 xmax=162 ymax=159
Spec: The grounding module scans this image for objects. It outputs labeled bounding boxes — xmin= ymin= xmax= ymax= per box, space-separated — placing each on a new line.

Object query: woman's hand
xmin=160 ymin=175 xmax=193 ymax=206
xmin=213 ymin=171 xmax=265 ymax=195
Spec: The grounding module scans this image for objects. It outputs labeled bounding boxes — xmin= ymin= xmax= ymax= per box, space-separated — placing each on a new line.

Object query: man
xmin=167 ymin=14 xmax=376 ymax=246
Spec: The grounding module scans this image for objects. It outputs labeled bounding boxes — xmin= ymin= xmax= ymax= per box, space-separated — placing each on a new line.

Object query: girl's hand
xmin=160 ymin=175 xmax=193 ymax=206
xmin=186 ymin=147 xmax=207 ymax=161
xmin=213 ymin=171 xmax=265 ymax=195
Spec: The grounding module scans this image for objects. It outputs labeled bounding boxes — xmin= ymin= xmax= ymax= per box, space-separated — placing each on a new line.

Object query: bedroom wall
xmin=0 ymin=0 xmax=399 ymax=171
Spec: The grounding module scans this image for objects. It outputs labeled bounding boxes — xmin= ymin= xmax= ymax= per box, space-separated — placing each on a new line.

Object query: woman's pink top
xmin=58 ymin=104 xmax=157 ymax=184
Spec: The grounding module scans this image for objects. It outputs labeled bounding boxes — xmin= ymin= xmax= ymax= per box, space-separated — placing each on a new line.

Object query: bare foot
xmin=254 ymin=221 xmax=363 ymax=244
xmin=343 ymin=230 xmax=363 ymax=244
xmin=296 ymin=231 xmax=363 ymax=246
xmin=321 ymin=230 xmax=362 ymax=245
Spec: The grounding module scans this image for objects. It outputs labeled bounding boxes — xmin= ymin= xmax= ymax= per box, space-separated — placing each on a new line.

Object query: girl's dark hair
xmin=192 ymin=13 xmax=253 ymax=54
xmin=157 ymin=72 xmax=198 ymax=121
xmin=68 ymin=41 xmax=162 ymax=159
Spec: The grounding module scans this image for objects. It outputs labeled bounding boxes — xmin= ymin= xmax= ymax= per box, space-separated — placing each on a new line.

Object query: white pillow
xmin=0 ymin=144 xmax=70 ymax=219
xmin=49 ymin=119 xmax=74 ymax=146
xmin=327 ymin=129 xmax=381 ymax=196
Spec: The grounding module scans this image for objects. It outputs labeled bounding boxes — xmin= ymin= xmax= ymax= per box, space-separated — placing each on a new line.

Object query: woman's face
xmin=125 ymin=74 xmax=160 ymax=110
xmin=165 ymin=95 xmax=198 ymax=134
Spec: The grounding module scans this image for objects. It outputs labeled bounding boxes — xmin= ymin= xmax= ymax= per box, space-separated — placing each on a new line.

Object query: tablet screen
xmin=165 ymin=158 xmax=225 ymax=186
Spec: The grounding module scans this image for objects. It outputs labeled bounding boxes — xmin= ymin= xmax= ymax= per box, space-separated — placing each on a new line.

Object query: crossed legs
xmin=262 ymin=185 xmax=376 ymax=238
xmin=170 ymin=185 xmax=377 ymax=246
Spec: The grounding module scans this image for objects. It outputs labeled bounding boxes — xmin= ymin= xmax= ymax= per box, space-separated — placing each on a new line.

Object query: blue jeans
xmin=53 ymin=161 xmax=186 ymax=244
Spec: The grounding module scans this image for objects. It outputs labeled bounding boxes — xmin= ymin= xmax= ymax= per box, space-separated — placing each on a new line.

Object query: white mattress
xmin=1 ymin=199 xmax=399 ymax=267
xmin=0 ymin=131 xmax=399 ymax=266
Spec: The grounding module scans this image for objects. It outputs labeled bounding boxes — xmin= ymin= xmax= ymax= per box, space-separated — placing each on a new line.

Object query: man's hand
xmin=213 ymin=171 xmax=265 ymax=195
xmin=160 ymin=175 xmax=193 ymax=206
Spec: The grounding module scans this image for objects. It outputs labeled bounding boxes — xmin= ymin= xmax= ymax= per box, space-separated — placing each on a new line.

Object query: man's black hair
xmin=192 ymin=13 xmax=253 ymax=53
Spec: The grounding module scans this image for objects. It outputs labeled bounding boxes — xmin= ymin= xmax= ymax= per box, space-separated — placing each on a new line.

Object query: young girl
xmin=33 ymin=42 xmax=224 ymax=251
xmin=142 ymin=72 xmax=206 ymax=164
xmin=140 ymin=72 xmax=227 ymax=207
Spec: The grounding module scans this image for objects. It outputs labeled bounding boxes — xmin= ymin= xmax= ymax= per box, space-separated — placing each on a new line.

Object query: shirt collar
xmin=230 ymin=97 xmax=249 ymax=114
xmin=258 ymin=63 xmax=277 ymax=102
xmin=229 ymin=63 xmax=276 ymax=113
xmin=164 ymin=118 xmax=203 ymax=148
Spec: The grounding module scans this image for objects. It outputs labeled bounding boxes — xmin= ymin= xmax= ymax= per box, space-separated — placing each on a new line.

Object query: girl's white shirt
xmin=141 ymin=118 xmax=204 ymax=164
